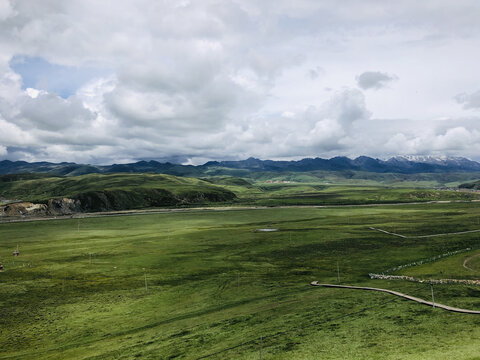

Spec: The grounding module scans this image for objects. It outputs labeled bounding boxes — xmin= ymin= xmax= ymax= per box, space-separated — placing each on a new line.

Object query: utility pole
xmin=337 ymin=261 xmax=340 ymax=283
xmin=259 ymin=336 xmax=262 ymax=360
xmin=144 ymin=268 xmax=148 ymax=291
xmin=431 ymin=284 xmax=435 ymax=308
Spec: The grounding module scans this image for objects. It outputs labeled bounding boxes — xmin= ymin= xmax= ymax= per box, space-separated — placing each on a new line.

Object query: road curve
xmin=368 ymin=227 xmax=407 ymax=238
xmin=463 ymin=253 xmax=480 ymax=272
xmin=369 ymin=226 xmax=480 ymax=239
xmin=310 ymin=282 xmax=480 ymax=314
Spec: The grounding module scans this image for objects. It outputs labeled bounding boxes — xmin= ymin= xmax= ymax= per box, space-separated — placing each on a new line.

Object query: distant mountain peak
xmin=389 ymin=155 xmax=470 ymax=162
xmin=1 ymin=155 xmax=480 ymax=176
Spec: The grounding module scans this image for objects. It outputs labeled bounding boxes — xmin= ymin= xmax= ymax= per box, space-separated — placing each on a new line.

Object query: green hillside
xmin=245 ymin=170 xmax=480 ymax=188
xmin=0 ymin=173 xmax=236 ymax=211
xmin=459 ymin=179 xmax=480 ymax=190
xmin=2 ymin=172 xmax=480 ymax=215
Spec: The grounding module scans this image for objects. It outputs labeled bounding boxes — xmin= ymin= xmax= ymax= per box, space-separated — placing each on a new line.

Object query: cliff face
xmin=0 ymin=198 xmax=81 ymax=218
xmin=1 ymin=202 xmax=48 ymax=217
xmin=46 ymin=198 xmax=82 ymax=214
xmin=0 ymin=188 xmax=236 ymax=218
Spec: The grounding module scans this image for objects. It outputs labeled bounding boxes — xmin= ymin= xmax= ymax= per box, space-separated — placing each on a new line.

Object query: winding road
xmin=369 ymin=226 xmax=480 ymax=239
xmin=310 ymin=282 xmax=480 ymax=314
xmin=463 ymin=253 xmax=480 ymax=272
xmin=2 ymin=199 xmax=480 ymax=224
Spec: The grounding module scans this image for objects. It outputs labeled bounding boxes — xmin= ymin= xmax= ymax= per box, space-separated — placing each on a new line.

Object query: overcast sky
xmin=1 ymin=0 xmax=480 ymax=164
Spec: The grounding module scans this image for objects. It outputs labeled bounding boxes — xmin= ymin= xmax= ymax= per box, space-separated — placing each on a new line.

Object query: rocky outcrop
xmin=1 ymin=202 xmax=48 ymax=217
xmin=0 ymin=188 xmax=236 ymax=218
xmin=0 ymin=198 xmax=81 ymax=218
xmin=46 ymin=198 xmax=81 ymax=215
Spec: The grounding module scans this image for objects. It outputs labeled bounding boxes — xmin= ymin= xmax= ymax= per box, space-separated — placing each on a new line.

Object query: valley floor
xmin=2 ymin=202 xmax=480 ymax=359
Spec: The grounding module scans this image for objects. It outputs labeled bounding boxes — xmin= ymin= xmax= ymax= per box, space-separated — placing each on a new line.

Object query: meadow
xmin=2 ymin=202 xmax=480 ymax=359
xmin=227 ymin=183 xmax=479 ymax=206
xmin=2 ymin=172 xmax=479 ymax=209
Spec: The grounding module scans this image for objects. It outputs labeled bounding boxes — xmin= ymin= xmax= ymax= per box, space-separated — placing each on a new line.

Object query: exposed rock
xmin=46 ymin=198 xmax=81 ymax=215
xmin=0 ymin=198 xmax=81 ymax=218
xmin=0 ymin=189 xmax=236 ymax=218
xmin=1 ymin=202 xmax=48 ymax=217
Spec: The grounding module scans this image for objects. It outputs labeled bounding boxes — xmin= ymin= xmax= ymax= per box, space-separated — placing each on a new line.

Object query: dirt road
xmin=2 ymin=199 xmax=477 ymax=224
xmin=369 ymin=226 xmax=480 ymax=239
xmin=463 ymin=253 xmax=480 ymax=272
xmin=311 ymin=282 xmax=480 ymax=314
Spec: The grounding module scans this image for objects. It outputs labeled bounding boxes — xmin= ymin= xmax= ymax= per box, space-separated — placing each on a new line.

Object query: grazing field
xmin=2 ymin=173 xmax=479 ymax=212
xmin=230 ymin=183 xmax=480 ymax=206
xmin=2 ymin=203 xmax=480 ymax=359
xmin=399 ymin=249 xmax=480 ymax=280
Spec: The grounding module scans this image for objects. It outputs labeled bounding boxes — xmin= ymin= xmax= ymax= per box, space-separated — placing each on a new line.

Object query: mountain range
xmin=1 ymin=156 xmax=480 ymax=177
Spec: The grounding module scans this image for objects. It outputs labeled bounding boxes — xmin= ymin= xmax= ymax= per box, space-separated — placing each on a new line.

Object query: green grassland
xmin=0 ymin=173 xmax=235 ymax=203
xmin=2 ymin=173 xmax=480 ymax=214
xmin=240 ymin=170 xmax=480 ymax=188
xmin=0 ymin=173 xmax=238 ymax=212
xmin=2 ymin=202 xmax=480 ymax=359
xmin=221 ymin=182 xmax=480 ymax=206
xmin=398 ymin=249 xmax=480 ymax=280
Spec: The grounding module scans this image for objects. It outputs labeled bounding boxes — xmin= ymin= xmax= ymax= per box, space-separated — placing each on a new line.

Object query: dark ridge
xmin=1 ymin=156 xmax=480 ymax=177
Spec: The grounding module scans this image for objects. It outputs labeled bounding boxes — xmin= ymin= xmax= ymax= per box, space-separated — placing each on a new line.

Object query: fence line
xmin=368 ymin=273 xmax=480 ymax=286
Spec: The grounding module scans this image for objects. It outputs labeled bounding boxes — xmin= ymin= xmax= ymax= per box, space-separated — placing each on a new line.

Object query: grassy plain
xmin=399 ymin=249 xmax=480 ymax=280
xmin=2 ymin=202 xmax=480 ymax=359
xmin=228 ymin=183 xmax=479 ymax=206
xmin=2 ymin=173 xmax=479 ymax=209
xmin=243 ymin=170 xmax=480 ymax=188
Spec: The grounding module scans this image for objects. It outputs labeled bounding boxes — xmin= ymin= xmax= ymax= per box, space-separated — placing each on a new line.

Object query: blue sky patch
xmin=9 ymin=55 xmax=109 ymax=98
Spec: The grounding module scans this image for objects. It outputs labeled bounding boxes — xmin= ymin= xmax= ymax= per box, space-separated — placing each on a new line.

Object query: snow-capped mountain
xmin=387 ymin=155 xmax=480 ymax=169
xmin=1 ymin=155 xmax=480 ymax=176
xmin=389 ymin=155 xmax=473 ymax=164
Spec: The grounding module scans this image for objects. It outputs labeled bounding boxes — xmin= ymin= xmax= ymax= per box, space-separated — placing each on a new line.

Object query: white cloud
xmin=455 ymin=90 xmax=480 ymax=110
xmin=306 ymin=66 xmax=324 ymax=80
xmin=0 ymin=116 xmax=34 ymax=146
xmin=382 ymin=126 xmax=480 ymax=157
xmin=25 ymin=87 xmax=43 ymax=98
xmin=0 ymin=0 xmax=15 ymax=21
xmin=281 ymin=111 xmax=295 ymax=118
xmin=433 ymin=127 xmax=479 ymax=150
xmin=0 ymin=1 xmax=480 ymax=163
xmin=15 ymin=93 xmax=95 ymax=131
xmin=356 ymin=71 xmax=398 ymax=90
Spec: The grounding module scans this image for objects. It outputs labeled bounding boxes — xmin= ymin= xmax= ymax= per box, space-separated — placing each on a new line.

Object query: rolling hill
xmin=2 ymin=155 xmax=480 ymax=177
xmin=0 ymin=173 xmax=236 ymax=213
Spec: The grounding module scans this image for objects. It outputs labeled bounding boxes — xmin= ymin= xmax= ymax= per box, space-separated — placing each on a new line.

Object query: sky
xmin=1 ymin=0 xmax=480 ymax=164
